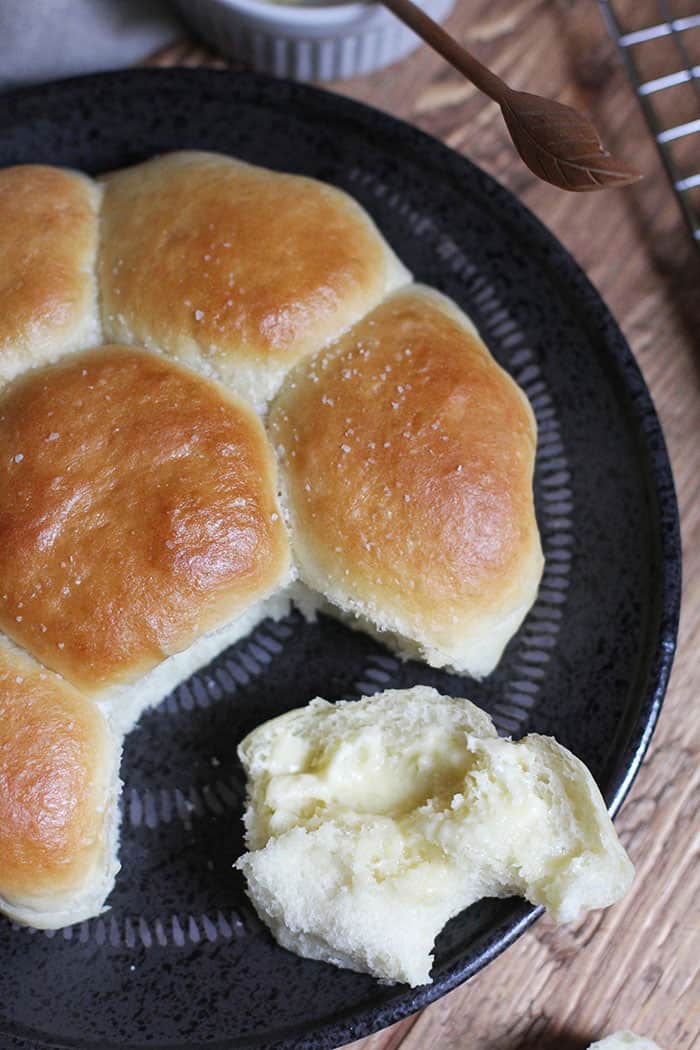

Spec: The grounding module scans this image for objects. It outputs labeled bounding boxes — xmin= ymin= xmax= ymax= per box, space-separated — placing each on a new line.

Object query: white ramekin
xmin=174 ymin=0 xmax=455 ymax=81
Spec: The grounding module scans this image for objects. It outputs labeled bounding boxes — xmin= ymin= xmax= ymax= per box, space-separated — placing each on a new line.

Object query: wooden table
xmin=153 ymin=4 xmax=700 ymax=1046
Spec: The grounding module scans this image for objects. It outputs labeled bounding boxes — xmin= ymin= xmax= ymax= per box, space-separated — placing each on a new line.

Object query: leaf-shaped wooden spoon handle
xmin=380 ymin=0 xmax=642 ymax=191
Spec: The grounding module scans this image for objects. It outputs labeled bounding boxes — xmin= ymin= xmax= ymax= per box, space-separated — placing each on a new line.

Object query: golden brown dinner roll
xmin=98 ymin=151 xmax=409 ymax=408
xmin=0 ymin=640 xmax=119 ymax=928
xmin=269 ymin=285 xmax=543 ymax=677
xmin=0 ymin=165 xmax=101 ymax=384
xmin=0 ymin=346 xmax=290 ymax=696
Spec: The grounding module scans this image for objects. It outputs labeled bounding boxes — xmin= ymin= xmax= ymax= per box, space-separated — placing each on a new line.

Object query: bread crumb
xmin=236 ymin=687 xmax=634 ymax=988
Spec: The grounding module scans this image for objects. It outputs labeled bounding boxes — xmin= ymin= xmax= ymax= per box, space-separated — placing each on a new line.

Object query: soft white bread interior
xmin=589 ymin=1035 xmax=664 ymax=1050
xmin=236 ymin=686 xmax=634 ymax=987
xmin=0 ymin=165 xmax=101 ymax=386
xmin=269 ymin=285 xmax=544 ymax=677
xmin=98 ymin=151 xmax=410 ymax=409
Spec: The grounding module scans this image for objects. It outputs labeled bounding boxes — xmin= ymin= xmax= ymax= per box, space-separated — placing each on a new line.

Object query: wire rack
xmin=599 ymin=0 xmax=700 ymax=248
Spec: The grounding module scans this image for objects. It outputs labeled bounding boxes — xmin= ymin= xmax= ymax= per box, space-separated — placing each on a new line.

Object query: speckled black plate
xmin=0 ymin=70 xmax=681 ymax=1050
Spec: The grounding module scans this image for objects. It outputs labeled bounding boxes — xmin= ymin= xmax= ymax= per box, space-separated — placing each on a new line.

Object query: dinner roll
xmin=269 ymin=285 xmax=543 ymax=677
xmin=0 ymin=346 xmax=290 ymax=697
xmin=98 ymin=151 xmax=410 ymax=409
xmin=0 ymin=152 xmax=549 ymax=932
xmin=0 ymin=165 xmax=101 ymax=385
xmin=0 ymin=640 xmax=119 ymax=929
xmin=237 ymin=687 xmax=634 ymax=986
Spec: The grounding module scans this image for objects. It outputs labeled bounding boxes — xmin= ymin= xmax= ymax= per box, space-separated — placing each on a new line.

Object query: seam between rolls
xmin=89 ymin=177 xmax=106 ymax=352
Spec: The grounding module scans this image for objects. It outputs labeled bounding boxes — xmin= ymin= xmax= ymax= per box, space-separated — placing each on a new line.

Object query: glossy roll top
xmin=270 ymin=285 xmax=544 ymax=676
xmin=98 ymin=151 xmax=410 ymax=407
xmin=0 ymin=346 xmax=290 ymax=695
xmin=0 ymin=643 xmax=119 ymax=928
xmin=0 ymin=165 xmax=101 ymax=385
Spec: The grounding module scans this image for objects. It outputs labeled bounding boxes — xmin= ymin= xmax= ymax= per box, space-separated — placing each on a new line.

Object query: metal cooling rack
xmin=600 ymin=0 xmax=700 ymax=247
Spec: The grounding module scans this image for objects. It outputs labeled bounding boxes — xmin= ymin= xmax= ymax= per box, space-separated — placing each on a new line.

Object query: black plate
xmin=0 ymin=71 xmax=681 ymax=1050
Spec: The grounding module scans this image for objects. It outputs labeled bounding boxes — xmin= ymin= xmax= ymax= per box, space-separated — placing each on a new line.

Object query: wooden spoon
xmin=380 ymin=0 xmax=641 ymax=191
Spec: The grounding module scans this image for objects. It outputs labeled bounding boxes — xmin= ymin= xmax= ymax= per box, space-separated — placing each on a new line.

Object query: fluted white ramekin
xmin=174 ymin=0 xmax=454 ymax=81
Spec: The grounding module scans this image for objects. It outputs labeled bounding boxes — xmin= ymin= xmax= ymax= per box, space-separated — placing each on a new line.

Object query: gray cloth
xmin=0 ymin=0 xmax=184 ymax=91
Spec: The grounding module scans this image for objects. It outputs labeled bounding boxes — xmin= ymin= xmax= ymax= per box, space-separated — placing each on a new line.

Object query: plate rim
xmin=0 ymin=67 xmax=682 ymax=1050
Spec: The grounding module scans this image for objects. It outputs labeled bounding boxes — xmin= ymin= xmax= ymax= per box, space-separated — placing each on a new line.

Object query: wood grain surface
xmin=150 ymin=3 xmax=700 ymax=1047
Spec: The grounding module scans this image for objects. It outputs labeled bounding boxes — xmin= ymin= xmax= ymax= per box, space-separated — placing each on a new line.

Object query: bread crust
xmin=99 ymin=151 xmax=410 ymax=406
xmin=270 ymin=285 xmax=543 ymax=676
xmin=0 ymin=346 xmax=290 ymax=693
xmin=0 ymin=165 xmax=101 ymax=383
xmin=0 ymin=642 xmax=117 ymax=917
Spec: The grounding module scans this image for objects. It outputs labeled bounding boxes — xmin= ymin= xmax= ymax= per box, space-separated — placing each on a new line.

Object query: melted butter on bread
xmin=237 ymin=686 xmax=634 ymax=986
